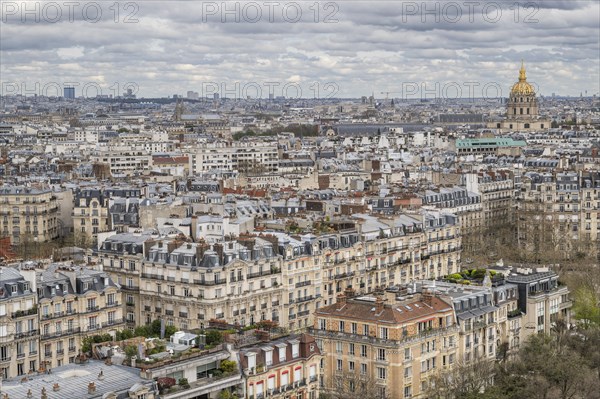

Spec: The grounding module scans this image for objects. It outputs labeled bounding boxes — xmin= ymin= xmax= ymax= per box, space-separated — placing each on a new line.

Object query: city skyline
xmin=1 ymin=1 xmax=599 ymax=98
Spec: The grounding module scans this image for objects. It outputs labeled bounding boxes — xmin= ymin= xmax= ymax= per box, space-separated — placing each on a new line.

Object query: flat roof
xmin=0 ymin=360 xmax=153 ymax=399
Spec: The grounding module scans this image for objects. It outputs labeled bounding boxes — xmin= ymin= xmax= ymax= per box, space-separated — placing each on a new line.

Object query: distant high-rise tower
xmin=64 ymin=87 xmax=75 ymax=99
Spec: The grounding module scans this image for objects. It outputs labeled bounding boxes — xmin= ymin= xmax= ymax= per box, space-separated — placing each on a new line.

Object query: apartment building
xmin=0 ymin=267 xmax=39 ymax=379
xmin=239 ymin=333 xmax=322 ymax=399
xmin=421 ymin=186 xmax=482 ymax=233
xmin=91 ymin=147 xmax=152 ymax=176
xmin=73 ymin=187 xmax=142 ymax=244
xmin=35 ymin=264 xmax=124 ymax=370
xmin=99 ymin=233 xmax=284 ymax=331
xmin=465 ymin=170 xmax=514 ymax=229
xmin=0 ymin=186 xmax=60 ymax=244
xmin=506 ymin=268 xmax=571 ymax=334
xmin=416 ymin=282 xmax=501 ymax=363
xmin=97 ymin=209 xmax=462 ymax=334
xmin=72 ymin=189 xmax=110 ymax=244
xmin=519 ymin=171 xmax=600 ymax=258
xmin=139 ymin=336 xmax=243 ymax=399
xmin=187 ymin=142 xmax=279 ymax=175
xmin=311 ymin=289 xmax=458 ymax=399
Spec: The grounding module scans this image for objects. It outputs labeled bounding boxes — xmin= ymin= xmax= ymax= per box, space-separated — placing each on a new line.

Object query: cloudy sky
xmin=1 ymin=0 xmax=599 ymax=99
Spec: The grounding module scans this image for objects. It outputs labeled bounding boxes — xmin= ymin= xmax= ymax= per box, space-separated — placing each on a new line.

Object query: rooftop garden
xmin=442 ymin=268 xmax=504 ymax=285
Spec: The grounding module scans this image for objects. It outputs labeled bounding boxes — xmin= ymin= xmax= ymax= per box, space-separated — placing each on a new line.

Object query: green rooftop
xmin=456 ymin=137 xmax=527 ymax=148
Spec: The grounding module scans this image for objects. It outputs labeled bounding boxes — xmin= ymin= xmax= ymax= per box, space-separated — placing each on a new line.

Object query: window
xmin=404 ymin=385 xmax=412 ymax=398
xmin=351 ymin=322 xmax=357 ymax=334
xmin=379 ymin=327 xmax=388 ymax=340
xmin=339 ymin=321 xmax=345 ymax=332
xmin=265 ymin=349 xmax=273 ymax=366
xmin=377 ymin=348 xmax=386 ymax=361
xmin=363 ymin=324 xmax=369 ymax=336
xmin=377 ymin=367 xmax=386 ymax=380
xmin=337 ymin=359 xmax=343 ymax=371
xmin=319 ymin=319 xmax=327 ymax=330
xmin=349 ymin=361 xmax=355 ymax=371
xmin=404 ymin=348 xmax=411 ymax=361
xmin=279 ymin=346 xmax=286 ymax=362
xmin=404 ymin=366 xmax=412 ymax=378
xmin=336 ymin=342 xmax=343 ymax=354
xmin=360 ymin=363 xmax=367 ymax=375
xmin=361 ymin=345 xmax=367 ymax=357
xmin=348 ymin=343 xmax=355 ymax=356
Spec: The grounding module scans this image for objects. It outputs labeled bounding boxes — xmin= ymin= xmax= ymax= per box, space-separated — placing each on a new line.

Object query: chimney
xmin=336 ymin=293 xmax=346 ymax=305
xmin=375 ymin=296 xmax=384 ymax=313
xmin=422 ymin=288 xmax=434 ymax=305
xmin=190 ymin=215 xmax=198 ymax=241
xmin=344 ymin=286 xmax=355 ymax=298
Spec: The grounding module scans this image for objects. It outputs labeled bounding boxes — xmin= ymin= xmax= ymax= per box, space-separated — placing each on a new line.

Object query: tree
xmin=322 ymin=371 xmax=388 ymax=399
xmin=205 ymin=330 xmax=223 ymax=346
xmin=256 ymin=320 xmax=278 ymax=331
xmin=218 ymin=389 xmax=239 ymax=399
xmin=178 ymin=378 xmax=190 ymax=389
xmin=219 ymin=359 xmax=237 ymax=374
xmin=572 ymin=286 xmax=600 ymax=329
xmin=425 ymin=357 xmax=495 ymax=399
xmin=491 ymin=331 xmax=600 ymax=399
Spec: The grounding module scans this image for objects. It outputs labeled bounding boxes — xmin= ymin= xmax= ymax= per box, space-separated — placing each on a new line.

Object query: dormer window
xmin=10 ymin=285 xmax=17 ymax=295
xmin=83 ymin=282 xmax=89 ymax=291
xmin=278 ymin=345 xmax=286 ymax=362
xmin=292 ymin=342 xmax=300 ymax=359
xmin=264 ymin=348 xmax=273 ymax=366
xmin=247 ymin=353 xmax=256 ymax=370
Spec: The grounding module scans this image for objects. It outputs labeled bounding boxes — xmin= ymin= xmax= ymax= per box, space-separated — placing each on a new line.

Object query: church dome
xmin=510 ymin=61 xmax=535 ymax=96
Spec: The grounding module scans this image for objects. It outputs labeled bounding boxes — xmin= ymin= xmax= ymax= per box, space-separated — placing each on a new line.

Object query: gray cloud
xmin=0 ymin=0 xmax=598 ymax=98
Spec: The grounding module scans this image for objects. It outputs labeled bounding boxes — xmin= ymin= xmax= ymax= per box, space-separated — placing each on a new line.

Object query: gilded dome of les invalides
xmin=510 ymin=61 xmax=536 ymax=96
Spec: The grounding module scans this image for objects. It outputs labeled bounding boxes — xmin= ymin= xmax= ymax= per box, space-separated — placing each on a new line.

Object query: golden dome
xmin=510 ymin=60 xmax=535 ymax=96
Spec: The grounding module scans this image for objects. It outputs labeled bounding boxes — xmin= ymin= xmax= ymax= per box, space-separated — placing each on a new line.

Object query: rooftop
xmin=0 ymin=360 xmax=153 ymax=399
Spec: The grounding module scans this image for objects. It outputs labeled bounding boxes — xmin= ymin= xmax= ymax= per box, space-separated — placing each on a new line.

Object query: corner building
xmin=310 ymin=289 xmax=458 ymax=399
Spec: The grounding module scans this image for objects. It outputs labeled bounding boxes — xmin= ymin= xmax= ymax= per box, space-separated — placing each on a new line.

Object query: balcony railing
xmin=309 ymin=325 xmax=460 ymax=348
xmin=12 ymin=307 xmax=38 ymax=319
xmin=296 ymin=295 xmax=314 ymax=303
xmin=15 ymin=330 xmax=39 ymax=339
xmin=193 ymin=278 xmax=227 ymax=286
xmin=103 ymin=319 xmax=123 ymax=327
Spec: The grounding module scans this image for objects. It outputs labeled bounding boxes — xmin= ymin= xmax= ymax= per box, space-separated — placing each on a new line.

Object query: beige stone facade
xmin=0 ymin=186 xmax=60 ymax=245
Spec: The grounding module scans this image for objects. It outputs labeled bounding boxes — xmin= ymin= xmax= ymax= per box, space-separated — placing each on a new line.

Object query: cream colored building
xmin=97 ymin=210 xmax=461 ymax=334
xmin=518 ymin=171 xmax=600 ymax=259
xmin=35 ymin=264 xmax=124 ymax=370
xmin=0 ymin=186 xmax=60 ymax=245
xmin=72 ymin=189 xmax=110 ymax=245
xmin=0 ymin=267 xmax=39 ymax=379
